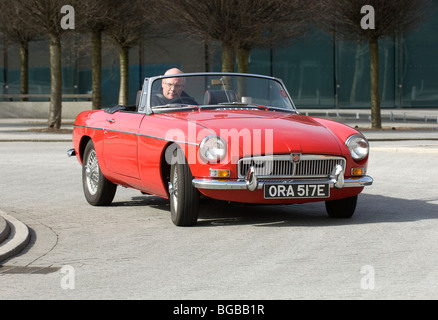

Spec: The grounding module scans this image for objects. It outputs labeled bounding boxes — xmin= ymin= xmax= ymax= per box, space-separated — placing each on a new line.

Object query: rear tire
xmin=82 ymin=140 xmax=117 ymax=206
xmin=325 ymin=195 xmax=357 ymax=219
xmin=169 ymin=149 xmax=199 ymax=226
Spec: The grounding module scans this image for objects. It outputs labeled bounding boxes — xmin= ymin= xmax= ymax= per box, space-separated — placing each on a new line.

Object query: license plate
xmin=264 ymin=183 xmax=329 ymax=199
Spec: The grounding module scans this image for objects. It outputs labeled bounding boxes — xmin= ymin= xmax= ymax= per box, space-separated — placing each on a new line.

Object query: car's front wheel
xmin=325 ymin=195 xmax=357 ymax=218
xmin=169 ymin=149 xmax=199 ymax=226
xmin=82 ymin=140 xmax=117 ymax=206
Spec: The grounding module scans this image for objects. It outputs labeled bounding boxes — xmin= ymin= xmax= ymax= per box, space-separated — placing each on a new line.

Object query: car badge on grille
xmin=291 ymin=153 xmax=301 ymax=163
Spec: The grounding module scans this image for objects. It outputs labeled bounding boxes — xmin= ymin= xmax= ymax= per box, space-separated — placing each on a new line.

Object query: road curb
xmin=0 ymin=211 xmax=30 ymax=263
xmin=0 ymin=215 xmax=10 ymax=244
xmin=0 ymin=139 xmax=72 ymax=142
xmin=370 ymin=146 xmax=438 ymax=153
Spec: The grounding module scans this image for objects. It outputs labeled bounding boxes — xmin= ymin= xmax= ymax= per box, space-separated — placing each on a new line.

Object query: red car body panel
xmin=73 ymin=108 xmax=367 ymax=202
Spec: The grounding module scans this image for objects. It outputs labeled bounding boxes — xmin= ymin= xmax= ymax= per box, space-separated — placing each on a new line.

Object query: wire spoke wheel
xmin=171 ymin=164 xmax=179 ymax=208
xmin=169 ymin=148 xmax=199 ymax=226
xmin=82 ymin=140 xmax=117 ymax=206
xmin=85 ymin=149 xmax=100 ymax=195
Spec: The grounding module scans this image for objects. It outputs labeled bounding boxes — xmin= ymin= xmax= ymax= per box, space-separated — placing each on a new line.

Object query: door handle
xmin=106 ymin=118 xmax=115 ymax=123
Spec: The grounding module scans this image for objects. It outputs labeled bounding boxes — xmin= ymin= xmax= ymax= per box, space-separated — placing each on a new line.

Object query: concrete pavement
xmin=0 ymin=118 xmax=74 ymax=142
xmin=0 ymin=108 xmax=437 ymax=263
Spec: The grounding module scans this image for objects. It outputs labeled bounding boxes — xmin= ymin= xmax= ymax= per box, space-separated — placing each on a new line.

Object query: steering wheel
xmin=168 ymin=96 xmax=198 ymax=105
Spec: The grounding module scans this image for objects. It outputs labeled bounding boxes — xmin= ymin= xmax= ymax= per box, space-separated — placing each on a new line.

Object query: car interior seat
xmin=204 ymin=90 xmax=238 ymax=105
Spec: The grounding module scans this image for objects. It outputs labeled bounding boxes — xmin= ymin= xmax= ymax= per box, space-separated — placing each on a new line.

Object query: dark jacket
xmin=152 ymin=91 xmax=198 ymax=106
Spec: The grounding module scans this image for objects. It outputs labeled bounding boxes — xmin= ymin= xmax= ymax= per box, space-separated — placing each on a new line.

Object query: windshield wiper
xmin=151 ymin=103 xmax=200 ymax=109
xmin=151 ymin=104 xmax=200 ymax=114
xmin=151 ymin=103 xmax=187 ymax=108
xmin=265 ymin=106 xmax=296 ymax=113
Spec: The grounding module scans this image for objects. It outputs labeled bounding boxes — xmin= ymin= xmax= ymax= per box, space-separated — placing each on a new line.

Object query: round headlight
xmin=346 ymin=134 xmax=369 ymax=161
xmin=199 ymin=135 xmax=227 ymax=163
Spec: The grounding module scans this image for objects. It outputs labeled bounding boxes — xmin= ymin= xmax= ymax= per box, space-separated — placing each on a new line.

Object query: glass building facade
xmin=1 ymin=3 xmax=437 ymax=110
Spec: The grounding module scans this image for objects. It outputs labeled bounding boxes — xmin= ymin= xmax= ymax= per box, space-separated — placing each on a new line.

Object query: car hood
xmin=166 ymin=110 xmax=344 ymax=156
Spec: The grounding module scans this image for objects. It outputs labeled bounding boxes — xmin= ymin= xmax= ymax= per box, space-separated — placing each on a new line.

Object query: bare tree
xmin=0 ymin=0 xmax=41 ymax=100
xmin=151 ymin=0 xmax=310 ymax=73
xmin=158 ymin=0 xmax=244 ymax=72
xmin=233 ymin=0 xmax=310 ymax=73
xmin=75 ymin=0 xmax=116 ymax=109
xmin=102 ymin=0 xmax=154 ymax=106
xmin=312 ymin=0 xmax=434 ymax=129
xmin=20 ymin=0 xmax=77 ymax=129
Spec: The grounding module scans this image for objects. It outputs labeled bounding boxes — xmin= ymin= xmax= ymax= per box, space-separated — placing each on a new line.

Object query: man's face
xmin=162 ymin=78 xmax=184 ymax=100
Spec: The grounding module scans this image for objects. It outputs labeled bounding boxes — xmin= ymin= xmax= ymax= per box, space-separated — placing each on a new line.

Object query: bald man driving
xmin=152 ymin=68 xmax=198 ymax=106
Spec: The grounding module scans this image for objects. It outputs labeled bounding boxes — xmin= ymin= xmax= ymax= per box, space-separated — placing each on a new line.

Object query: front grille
xmin=238 ymin=154 xmax=345 ymax=179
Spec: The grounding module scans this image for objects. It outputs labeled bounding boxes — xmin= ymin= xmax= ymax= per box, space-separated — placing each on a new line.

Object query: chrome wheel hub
xmin=85 ymin=150 xmax=99 ymax=195
xmin=171 ymin=166 xmax=178 ymax=208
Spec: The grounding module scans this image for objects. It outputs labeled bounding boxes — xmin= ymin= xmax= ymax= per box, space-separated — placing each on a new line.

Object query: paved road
xmin=0 ymin=141 xmax=437 ymax=299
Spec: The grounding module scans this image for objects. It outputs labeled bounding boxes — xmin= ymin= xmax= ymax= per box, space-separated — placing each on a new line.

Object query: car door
xmin=103 ymin=111 xmax=145 ymax=179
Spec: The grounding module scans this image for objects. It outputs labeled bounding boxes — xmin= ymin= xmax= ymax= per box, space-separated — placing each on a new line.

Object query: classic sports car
xmin=68 ymin=72 xmax=373 ymax=226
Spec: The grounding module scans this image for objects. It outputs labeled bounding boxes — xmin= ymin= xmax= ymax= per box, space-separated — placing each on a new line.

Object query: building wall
xmin=1 ymin=4 xmax=437 ymax=110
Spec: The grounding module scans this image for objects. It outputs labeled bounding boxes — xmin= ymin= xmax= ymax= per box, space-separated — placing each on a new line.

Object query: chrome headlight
xmin=346 ymin=134 xmax=369 ymax=161
xmin=199 ymin=135 xmax=227 ymax=163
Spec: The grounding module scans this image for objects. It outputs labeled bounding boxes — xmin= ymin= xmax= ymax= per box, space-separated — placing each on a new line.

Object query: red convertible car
xmin=68 ymin=72 xmax=373 ymax=226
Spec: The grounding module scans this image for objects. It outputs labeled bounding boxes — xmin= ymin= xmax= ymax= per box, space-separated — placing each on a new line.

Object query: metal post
xmin=2 ymin=36 xmax=8 ymax=96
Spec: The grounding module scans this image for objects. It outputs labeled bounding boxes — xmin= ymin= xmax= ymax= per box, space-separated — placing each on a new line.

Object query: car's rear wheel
xmin=82 ymin=140 xmax=117 ymax=206
xmin=169 ymin=149 xmax=199 ymax=226
xmin=325 ymin=195 xmax=357 ymax=218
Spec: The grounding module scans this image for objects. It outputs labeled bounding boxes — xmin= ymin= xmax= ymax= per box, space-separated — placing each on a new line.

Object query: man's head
xmin=162 ymin=68 xmax=185 ymax=100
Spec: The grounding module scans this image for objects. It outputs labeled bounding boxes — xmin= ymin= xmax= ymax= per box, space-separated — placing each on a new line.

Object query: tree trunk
xmin=91 ymin=30 xmax=102 ymax=109
xmin=221 ymin=42 xmax=235 ymax=73
xmin=237 ymin=45 xmax=251 ymax=97
xmin=48 ymin=32 xmax=62 ymax=129
xmin=20 ymin=41 xmax=29 ymax=101
xmin=118 ymin=45 xmax=129 ymax=105
xmin=350 ymin=42 xmax=364 ymax=104
xmin=369 ymin=37 xmax=382 ymax=129
xmin=237 ymin=45 xmax=250 ymax=73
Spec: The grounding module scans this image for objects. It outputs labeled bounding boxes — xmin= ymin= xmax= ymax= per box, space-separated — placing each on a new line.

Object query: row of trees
xmin=0 ymin=0 xmax=434 ymax=129
xmin=0 ymin=0 xmax=149 ymax=128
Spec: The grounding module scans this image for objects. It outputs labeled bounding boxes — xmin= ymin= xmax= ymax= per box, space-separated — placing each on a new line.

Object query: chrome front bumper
xmin=192 ymin=176 xmax=373 ymax=190
xmin=192 ymin=165 xmax=373 ymax=191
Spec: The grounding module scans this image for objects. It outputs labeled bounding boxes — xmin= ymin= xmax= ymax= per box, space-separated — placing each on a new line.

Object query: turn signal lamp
xmin=210 ymin=169 xmax=230 ymax=178
xmin=351 ymin=168 xmax=366 ymax=176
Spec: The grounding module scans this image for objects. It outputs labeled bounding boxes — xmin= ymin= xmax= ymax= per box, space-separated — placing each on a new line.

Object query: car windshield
xmin=149 ymin=73 xmax=296 ymax=113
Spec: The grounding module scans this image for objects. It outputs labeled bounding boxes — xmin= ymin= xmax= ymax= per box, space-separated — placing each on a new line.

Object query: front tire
xmin=169 ymin=149 xmax=199 ymax=226
xmin=82 ymin=140 xmax=117 ymax=206
xmin=325 ymin=195 xmax=358 ymax=218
